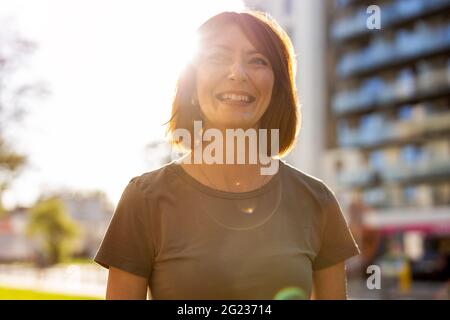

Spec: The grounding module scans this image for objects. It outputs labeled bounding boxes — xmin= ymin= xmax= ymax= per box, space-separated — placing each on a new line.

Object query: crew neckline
xmin=169 ymin=160 xmax=284 ymax=200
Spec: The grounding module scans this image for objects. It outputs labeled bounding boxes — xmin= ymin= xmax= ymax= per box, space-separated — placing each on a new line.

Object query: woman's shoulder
xmin=280 ymin=160 xmax=332 ymax=201
xmin=126 ymin=160 xmax=178 ymax=198
xmin=280 ymin=161 xmax=343 ymax=225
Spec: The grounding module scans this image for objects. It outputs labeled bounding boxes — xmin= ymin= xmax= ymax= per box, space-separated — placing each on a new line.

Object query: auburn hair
xmin=166 ymin=10 xmax=301 ymax=157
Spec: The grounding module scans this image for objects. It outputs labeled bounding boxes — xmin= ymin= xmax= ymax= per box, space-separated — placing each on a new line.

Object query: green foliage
xmin=26 ymin=197 xmax=80 ymax=266
xmin=0 ymin=137 xmax=27 ymax=214
xmin=0 ymin=137 xmax=26 ymax=172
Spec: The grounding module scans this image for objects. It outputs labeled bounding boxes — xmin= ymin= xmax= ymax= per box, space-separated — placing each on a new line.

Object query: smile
xmin=215 ymin=91 xmax=256 ymax=104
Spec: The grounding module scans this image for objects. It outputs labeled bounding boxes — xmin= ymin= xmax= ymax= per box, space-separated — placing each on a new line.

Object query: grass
xmin=1 ymin=257 xmax=96 ymax=268
xmin=59 ymin=257 xmax=96 ymax=266
xmin=0 ymin=286 xmax=101 ymax=300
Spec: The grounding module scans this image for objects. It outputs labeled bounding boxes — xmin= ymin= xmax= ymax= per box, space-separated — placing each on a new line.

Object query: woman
xmin=94 ymin=10 xmax=360 ymax=300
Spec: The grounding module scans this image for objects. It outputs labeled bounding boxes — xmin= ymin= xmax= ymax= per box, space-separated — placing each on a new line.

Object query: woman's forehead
xmin=200 ymin=24 xmax=263 ymax=53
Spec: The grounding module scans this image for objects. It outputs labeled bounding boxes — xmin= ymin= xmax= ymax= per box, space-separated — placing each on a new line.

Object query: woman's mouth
xmin=215 ymin=91 xmax=256 ymax=106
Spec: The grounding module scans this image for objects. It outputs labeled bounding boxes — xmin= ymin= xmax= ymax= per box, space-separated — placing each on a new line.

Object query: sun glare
xmin=154 ymin=0 xmax=246 ymax=87
xmin=1 ymin=0 xmax=246 ymax=209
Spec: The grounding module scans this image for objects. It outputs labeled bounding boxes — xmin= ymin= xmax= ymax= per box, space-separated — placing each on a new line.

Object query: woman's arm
xmin=106 ymin=267 xmax=149 ymax=300
xmin=310 ymin=262 xmax=348 ymax=300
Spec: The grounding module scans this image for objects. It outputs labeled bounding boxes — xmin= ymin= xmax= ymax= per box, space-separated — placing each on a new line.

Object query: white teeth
xmin=220 ymin=93 xmax=250 ymax=102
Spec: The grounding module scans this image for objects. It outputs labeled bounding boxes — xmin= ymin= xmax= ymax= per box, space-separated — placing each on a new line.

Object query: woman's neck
xmin=177 ymin=122 xmax=280 ymax=192
xmin=180 ymin=160 xmax=278 ymax=193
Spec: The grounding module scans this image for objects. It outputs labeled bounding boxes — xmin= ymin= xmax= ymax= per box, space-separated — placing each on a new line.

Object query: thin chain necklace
xmin=199 ymin=184 xmax=283 ymax=230
xmin=196 ymin=164 xmax=272 ymax=193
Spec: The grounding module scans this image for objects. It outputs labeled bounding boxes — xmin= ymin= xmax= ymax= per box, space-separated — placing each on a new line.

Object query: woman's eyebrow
xmin=246 ymin=49 xmax=263 ymax=55
xmin=209 ymin=44 xmax=233 ymax=52
xmin=209 ymin=44 xmax=263 ymax=55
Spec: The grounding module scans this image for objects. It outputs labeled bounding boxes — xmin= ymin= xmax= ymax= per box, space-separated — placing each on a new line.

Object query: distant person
xmin=94 ymin=10 xmax=360 ymax=300
xmin=347 ymin=193 xmax=381 ymax=278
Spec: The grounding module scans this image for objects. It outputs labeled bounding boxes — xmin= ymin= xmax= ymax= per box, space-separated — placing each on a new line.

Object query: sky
xmin=0 ymin=0 xmax=245 ymax=209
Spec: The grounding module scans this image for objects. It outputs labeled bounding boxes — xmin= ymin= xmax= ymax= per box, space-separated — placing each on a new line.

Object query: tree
xmin=0 ymin=137 xmax=25 ymax=215
xmin=26 ymin=197 xmax=80 ymax=266
xmin=0 ymin=19 xmax=48 ymax=215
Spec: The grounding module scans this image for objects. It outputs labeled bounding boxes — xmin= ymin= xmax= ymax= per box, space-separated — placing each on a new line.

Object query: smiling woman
xmin=94 ymin=9 xmax=360 ymax=300
xmin=195 ymin=23 xmax=275 ymax=130
xmin=167 ymin=10 xmax=299 ymax=157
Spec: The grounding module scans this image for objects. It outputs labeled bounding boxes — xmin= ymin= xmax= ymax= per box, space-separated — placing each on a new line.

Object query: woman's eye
xmin=206 ymin=53 xmax=228 ymax=63
xmin=249 ymin=57 xmax=269 ymax=66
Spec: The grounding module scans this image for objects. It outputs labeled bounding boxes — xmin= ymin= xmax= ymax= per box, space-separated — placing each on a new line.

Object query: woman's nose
xmin=227 ymin=61 xmax=248 ymax=82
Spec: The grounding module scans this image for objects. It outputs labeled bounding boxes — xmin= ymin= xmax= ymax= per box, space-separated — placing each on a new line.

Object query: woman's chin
xmin=215 ymin=117 xmax=257 ymax=130
xmin=205 ymin=117 xmax=251 ymax=129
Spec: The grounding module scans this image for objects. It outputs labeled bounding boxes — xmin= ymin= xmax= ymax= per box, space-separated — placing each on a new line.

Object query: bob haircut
xmin=166 ymin=10 xmax=301 ymax=158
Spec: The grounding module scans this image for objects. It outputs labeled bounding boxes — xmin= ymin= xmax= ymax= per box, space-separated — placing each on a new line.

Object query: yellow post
xmin=399 ymin=259 xmax=412 ymax=294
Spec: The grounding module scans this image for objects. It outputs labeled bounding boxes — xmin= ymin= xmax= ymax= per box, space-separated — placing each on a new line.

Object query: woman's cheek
xmin=252 ymin=69 xmax=274 ymax=89
xmin=199 ymin=66 xmax=224 ymax=88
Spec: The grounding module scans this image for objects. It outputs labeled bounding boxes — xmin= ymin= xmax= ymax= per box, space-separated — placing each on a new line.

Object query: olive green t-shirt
xmin=94 ymin=160 xmax=360 ymax=299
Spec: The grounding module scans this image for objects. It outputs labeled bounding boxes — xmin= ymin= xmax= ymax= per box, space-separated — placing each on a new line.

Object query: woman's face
xmin=195 ymin=24 xmax=275 ymax=130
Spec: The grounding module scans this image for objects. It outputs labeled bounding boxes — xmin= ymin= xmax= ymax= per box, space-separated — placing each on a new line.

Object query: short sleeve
xmin=312 ymin=183 xmax=360 ymax=271
xmin=94 ymin=178 xmax=155 ymax=278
